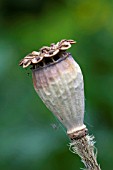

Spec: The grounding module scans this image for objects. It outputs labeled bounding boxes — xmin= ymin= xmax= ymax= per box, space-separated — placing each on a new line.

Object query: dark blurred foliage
xmin=0 ymin=0 xmax=113 ymax=169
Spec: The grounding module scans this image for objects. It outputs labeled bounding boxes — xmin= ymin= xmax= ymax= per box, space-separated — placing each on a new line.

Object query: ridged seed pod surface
xmin=32 ymin=54 xmax=85 ymax=134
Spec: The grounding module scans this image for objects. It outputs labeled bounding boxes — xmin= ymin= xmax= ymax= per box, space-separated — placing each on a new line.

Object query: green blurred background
xmin=0 ymin=0 xmax=113 ymax=169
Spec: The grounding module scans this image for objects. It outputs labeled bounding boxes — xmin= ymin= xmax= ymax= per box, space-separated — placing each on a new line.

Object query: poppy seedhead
xmin=19 ymin=39 xmax=86 ymax=137
xmin=19 ymin=39 xmax=101 ymax=170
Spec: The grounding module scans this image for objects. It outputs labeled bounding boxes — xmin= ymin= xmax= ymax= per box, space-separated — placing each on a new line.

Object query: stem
xmin=69 ymin=134 xmax=101 ymax=170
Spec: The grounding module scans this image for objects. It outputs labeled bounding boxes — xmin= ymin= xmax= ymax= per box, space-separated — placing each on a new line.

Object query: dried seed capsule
xmin=19 ymin=40 xmax=101 ymax=170
xmin=33 ymin=53 xmax=85 ymax=134
xmin=19 ymin=39 xmax=86 ymax=135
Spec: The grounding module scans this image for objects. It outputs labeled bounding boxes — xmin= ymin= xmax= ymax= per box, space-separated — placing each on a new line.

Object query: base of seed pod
xmin=68 ymin=127 xmax=88 ymax=140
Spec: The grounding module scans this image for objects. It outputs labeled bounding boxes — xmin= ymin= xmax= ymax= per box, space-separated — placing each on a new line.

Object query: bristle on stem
xmin=69 ymin=133 xmax=101 ymax=170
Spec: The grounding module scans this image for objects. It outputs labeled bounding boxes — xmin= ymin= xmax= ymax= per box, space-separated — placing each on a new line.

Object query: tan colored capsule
xmin=32 ymin=53 xmax=85 ymax=134
xmin=19 ymin=40 xmax=101 ymax=170
xmin=19 ymin=39 xmax=85 ymax=135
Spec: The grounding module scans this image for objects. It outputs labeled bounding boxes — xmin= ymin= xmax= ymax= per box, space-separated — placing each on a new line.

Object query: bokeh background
xmin=0 ymin=0 xmax=113 ymax=169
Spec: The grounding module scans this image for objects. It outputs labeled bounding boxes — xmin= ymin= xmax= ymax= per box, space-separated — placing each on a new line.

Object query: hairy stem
xmin=69 ymin=135 xmax=101 ymax=170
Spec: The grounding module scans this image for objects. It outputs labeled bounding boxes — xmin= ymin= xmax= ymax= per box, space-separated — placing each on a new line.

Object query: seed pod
xmin=19 ymin=40 xmax=101 ymax=170
xmin=19 ymin=39 xmax=86 ymax=135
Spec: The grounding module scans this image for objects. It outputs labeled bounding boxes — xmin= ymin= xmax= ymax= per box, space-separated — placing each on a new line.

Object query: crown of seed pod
xmin=19 ymin=39 xmax=86 ymax=137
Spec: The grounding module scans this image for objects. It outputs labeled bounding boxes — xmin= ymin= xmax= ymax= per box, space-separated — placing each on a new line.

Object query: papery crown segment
xmin=19 ymin=39 xmax=76 ymax=68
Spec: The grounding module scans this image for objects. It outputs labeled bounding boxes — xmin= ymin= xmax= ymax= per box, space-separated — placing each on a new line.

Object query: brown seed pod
xmin=32 ymin=53 xmax=86 ymax=134
xmin=19 ymin=39 xmax=85 ymax=135
xmin=19 ymin=40 xmax=101 ymax=170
